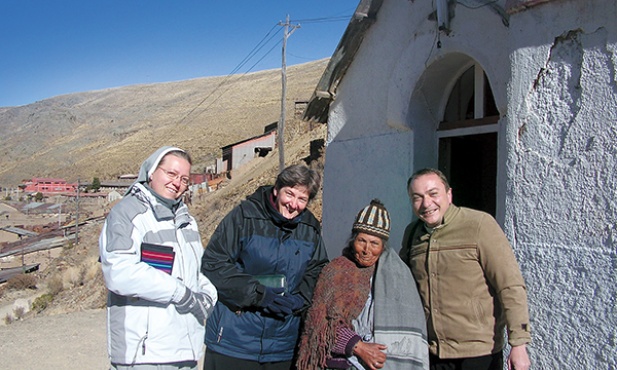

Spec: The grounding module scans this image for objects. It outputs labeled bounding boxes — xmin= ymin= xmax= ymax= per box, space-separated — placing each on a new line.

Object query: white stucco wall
xmin=505 ymin=1 xmax=617 ymax=368
xmin=322 ymin=0 xmax=616 ymax=368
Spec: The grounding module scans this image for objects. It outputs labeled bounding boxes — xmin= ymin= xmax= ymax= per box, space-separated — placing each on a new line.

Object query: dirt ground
xmin=0 ymin=308 xmax=110 ymax=369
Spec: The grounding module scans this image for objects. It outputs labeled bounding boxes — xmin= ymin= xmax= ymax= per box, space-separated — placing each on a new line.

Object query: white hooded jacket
xmin=99 ymin=146 xmax=217 ymax=365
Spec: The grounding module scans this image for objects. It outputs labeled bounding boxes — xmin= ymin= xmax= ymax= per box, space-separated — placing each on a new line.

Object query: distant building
xmin=294 ymin=101 xmax=309 ymax=119
xmin=218 ymin=130 xmax=276 ymax=174
xmin=98 ymin=180 xmax=133 ymax=193
xmin=106 ymin=190 xmax=122 ymax=203
xmin=22 ymin=178 xmax=77 ymax=195
xmin=118 ymin=174 xmax=138 ymax=180
xmin=21 ymin=202 xmax=62 ymax=215
xmin=190 ymin=173 xmax=214 ymax=185
xmin=0 ymin=226 xmax=38 ymax=243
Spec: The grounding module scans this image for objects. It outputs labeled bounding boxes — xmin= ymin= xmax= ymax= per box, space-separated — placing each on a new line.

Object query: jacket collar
xmin=441 ymin=203 xmax=460 ymax=226
xmin=242 ymin=186 xmax=319 ymax=230
xmin=130 ymin=183 xmax=191 ymax=228
xmin=422 ymin=204 xmax=459 ymax=235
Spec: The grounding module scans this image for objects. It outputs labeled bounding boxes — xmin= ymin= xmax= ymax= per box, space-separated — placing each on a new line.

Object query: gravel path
xmin=0 ymin=309 xmax=110 ymax=369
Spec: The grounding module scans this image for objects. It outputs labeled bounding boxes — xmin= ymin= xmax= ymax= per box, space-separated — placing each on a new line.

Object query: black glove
xmin=272 ymin=294 xmax=304 ymax=314
xmin=259 ymin=288 xmax=304 ymax=317
xmin=258 ymin=286 xmax=285 ymax=314
xmin=286 ymin=294 xmax=305 ymax=311
xmin=174 ymin=288 xmax=211 ymax=324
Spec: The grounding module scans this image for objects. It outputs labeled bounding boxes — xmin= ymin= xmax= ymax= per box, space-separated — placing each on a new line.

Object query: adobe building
xmin=305 ymin=0 xmax=616 ymax=369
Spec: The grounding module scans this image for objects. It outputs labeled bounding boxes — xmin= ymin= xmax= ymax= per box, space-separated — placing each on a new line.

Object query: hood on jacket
xmin=126 ymin=146 xmax=186 ymax=196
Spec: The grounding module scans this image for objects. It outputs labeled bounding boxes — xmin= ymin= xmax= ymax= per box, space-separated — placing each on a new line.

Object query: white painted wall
xmin=322 ymin=0 xmax=617 ymax=368
xmin=504 ymin=1 xmax=617 ymax=368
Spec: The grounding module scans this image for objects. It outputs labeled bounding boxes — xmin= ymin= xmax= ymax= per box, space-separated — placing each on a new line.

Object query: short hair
xmin=407 ymin=168 xmax=450 ymax=191
xmin=274 ymin=164 xmax=321 ymax=200
xmin=161 ymin=150 xmax=192 ymax=166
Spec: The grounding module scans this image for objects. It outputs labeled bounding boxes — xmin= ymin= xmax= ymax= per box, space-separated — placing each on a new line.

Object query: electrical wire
xmin=172 ymin=11 xmax=355 ymax=128
xmin=174 ymin=25 xmax=283 ymax=126
xmin=290 ymin=15 xmax=351 ymax=24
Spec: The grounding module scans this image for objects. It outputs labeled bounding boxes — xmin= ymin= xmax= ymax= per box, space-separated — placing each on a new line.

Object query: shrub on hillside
xmin=32 ymin=293 xmax=54 ymax=313
xmin=47 ymin=274 xmax=64 ymax=296
xmin=13 ymin=306 xmax=25 ymax=320
xmin=62 ymin=266 xmax=82 ymax=288
xmin=6 ymin=273 xmax=37 ymax=291
xmin=83 ymin=256 xmax=102 ymax=281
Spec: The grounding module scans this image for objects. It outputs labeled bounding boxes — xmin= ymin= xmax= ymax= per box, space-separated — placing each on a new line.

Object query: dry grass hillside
xmin=0 ymin=58 xmax=329 ymax=186
xmin=0 ymin=60 xmax=328 ymax=319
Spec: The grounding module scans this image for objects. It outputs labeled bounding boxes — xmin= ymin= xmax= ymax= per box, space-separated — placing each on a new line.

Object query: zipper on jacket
xmin=132 ymin=332 xmax=148 ymax=364
xmin=131 ymin=308 xmax=151 ymax=364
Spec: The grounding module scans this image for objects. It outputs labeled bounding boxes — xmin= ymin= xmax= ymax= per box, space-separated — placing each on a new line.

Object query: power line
xmin=162 ymin=9 xmax=356 ymax=139
xmin=227 ymin=24 xmax=281 ymax=75
xmin=173 ymin=24 xmax=283 ymax=126
xmin=290 ymin=15 xmax=351 ymax=24
xmin=186 ymin=38 xmax=283 ymax=119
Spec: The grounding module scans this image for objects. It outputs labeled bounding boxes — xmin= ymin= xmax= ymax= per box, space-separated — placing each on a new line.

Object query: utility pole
xmin=277 ymin=15 xmax=300 ymax=173
xmin=75 ymin=178 xmax=79 ymax=246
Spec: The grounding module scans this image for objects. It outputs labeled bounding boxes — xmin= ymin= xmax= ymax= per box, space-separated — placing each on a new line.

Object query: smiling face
xmin=272 ymin=185 xmax=310 ymax=219
xmin=409 ymin=173 xmax=452 ymax=228
xmin=352 ymin=232 xmax=384 ymax=267
xmin=149 ymin=154 xmax=191 ymax=200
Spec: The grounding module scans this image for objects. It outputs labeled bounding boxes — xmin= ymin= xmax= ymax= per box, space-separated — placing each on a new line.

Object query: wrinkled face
xmin=353 ymin=232 xmax=384 ymax=267
xmin=273 ymin=185 xmax=310 ymax=219
xmin=149 ymin=154 xmax=191 ymax=200
xmin=409 ymin=173 xmax=452 ymax=228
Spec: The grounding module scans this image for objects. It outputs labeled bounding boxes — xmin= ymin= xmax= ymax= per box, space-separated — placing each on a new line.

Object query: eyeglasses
xmin=157 ymin=167 xmax=190 ymax=186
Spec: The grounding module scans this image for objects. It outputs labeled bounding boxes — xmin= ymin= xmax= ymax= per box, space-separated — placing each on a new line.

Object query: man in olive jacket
xmin=400 ymin=168 xmax=531 ymax=370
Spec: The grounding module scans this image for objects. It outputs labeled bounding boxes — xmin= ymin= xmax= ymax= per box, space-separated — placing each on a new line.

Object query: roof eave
xmin=303 ymin=0 xmax=385 ymax=124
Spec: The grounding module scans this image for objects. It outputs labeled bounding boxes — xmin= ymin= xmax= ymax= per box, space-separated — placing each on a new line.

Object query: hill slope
xmin=0 ymin=59 xmax=328 ymax=186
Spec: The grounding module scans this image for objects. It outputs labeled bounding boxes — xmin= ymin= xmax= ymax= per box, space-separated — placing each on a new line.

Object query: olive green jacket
xmin=400 ymin=205 xmax=531 ymax=359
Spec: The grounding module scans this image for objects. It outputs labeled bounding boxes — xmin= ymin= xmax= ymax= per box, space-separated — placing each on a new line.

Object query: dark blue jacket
xmin=202 ymin=186 xmax=328 ymax=362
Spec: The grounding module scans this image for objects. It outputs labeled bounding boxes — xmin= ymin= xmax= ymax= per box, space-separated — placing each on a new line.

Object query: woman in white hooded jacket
xmin=99 ymin=146 xmax=217 ymax=369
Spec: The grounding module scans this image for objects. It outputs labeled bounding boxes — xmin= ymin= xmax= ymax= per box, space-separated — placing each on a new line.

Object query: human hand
xmin=508 ymin=344 xmax=531 ymax=370
xmin=272 ymin=293 xmax=304 ymax=313
xmin=174 ymin=288 xmax=211 ymax=324
xmin=353 ymin=341 xmax=387 ymax=370
xmin=262 ymin=291 xmax=303 ymax=317
xmin=258 ymin=287 xmax=286 ymax=314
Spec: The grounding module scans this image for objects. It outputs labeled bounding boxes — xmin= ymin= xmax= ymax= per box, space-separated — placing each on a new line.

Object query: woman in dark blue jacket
xmin=202 ymin=164 xmax=329 ymax=370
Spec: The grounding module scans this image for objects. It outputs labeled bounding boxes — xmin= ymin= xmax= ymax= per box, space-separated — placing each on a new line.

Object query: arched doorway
xmin=437 ymin=64 xmax=499 ymax=216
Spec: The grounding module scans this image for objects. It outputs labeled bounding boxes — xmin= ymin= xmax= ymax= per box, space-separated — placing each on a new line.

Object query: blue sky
xmin=0 ymin=0 xmax=358 ymax=107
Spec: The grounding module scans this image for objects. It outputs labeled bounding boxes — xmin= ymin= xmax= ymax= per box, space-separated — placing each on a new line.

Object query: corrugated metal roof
xmin=0 ymin=226 xmax=39 ymax=237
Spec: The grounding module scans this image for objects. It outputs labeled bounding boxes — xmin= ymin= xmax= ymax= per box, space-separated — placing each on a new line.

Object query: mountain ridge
xmin=0 ymin=59 xmax=328 ymax=186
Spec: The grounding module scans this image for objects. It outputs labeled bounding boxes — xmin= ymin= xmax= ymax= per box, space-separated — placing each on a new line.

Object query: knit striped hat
xmin=352 ymin=199 xmax=391 ymax=240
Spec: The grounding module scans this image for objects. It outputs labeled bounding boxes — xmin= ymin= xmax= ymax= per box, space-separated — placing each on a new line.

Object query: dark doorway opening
xmin=438 ymin=132 xmax=497 ymax=216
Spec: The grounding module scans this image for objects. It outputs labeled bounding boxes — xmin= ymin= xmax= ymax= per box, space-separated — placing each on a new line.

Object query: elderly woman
xmin=297 ymin=199 xmax=429 ymax=370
